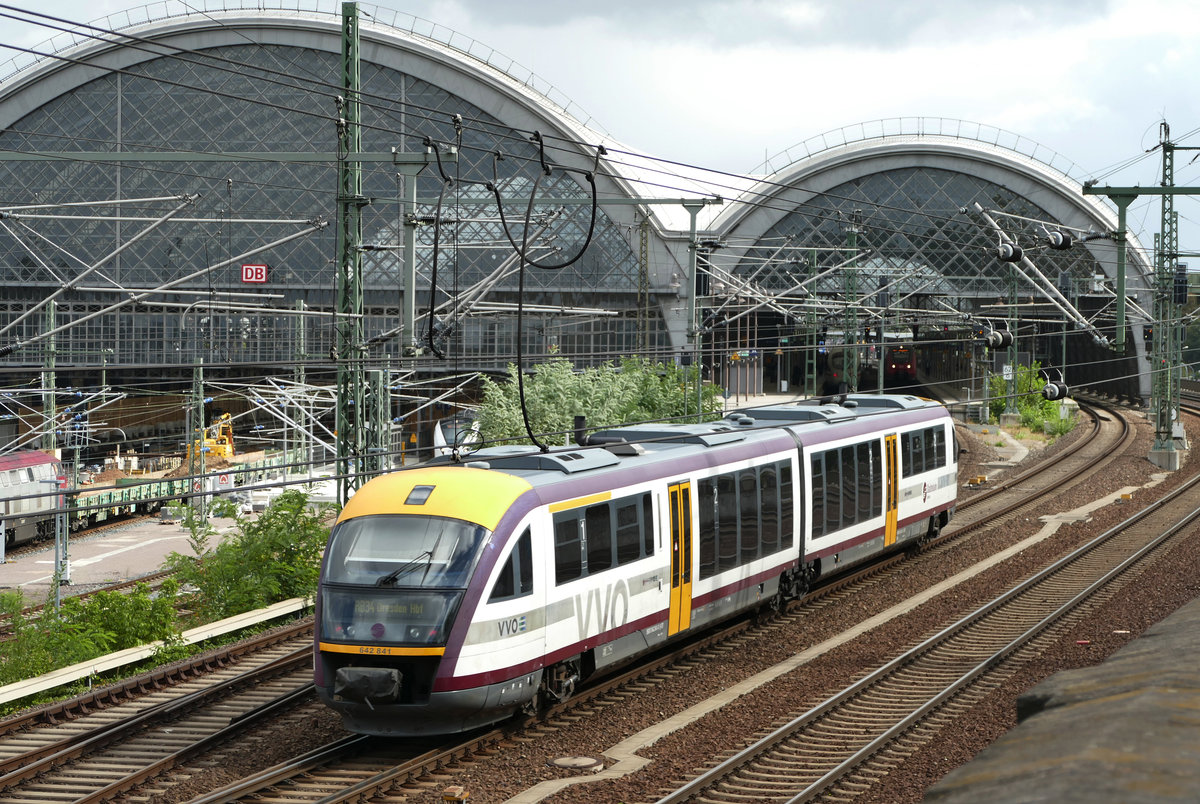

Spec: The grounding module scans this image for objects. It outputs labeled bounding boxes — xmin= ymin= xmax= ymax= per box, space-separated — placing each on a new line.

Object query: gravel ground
xmin=153 ymin=404 xmax=1200 ymax=804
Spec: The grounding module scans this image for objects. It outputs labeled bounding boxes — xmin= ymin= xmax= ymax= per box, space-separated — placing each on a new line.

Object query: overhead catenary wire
xmin=0 ymin=4 xmax=1162 ymax=264
xmin=0 ymin=6 xmax=1173 ymax=418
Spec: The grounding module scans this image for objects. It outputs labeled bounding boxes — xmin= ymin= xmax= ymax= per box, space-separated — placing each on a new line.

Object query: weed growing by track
xmin=0 ymin=489 xmax=333 ymax=708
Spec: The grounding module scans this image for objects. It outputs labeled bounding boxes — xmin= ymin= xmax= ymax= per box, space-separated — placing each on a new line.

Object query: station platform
xmin=925 ymin=595 xmax=1200 ymax=803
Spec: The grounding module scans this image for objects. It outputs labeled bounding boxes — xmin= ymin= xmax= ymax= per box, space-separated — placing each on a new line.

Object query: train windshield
xmin=319 ymin=515 xmax=489 ymax=647
xmin=323 ymin=514 xmax=489 ymax=589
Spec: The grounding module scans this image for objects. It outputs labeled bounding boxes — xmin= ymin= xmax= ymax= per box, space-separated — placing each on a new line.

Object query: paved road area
xmin=0 ymin=514 xmax=241 ymax=605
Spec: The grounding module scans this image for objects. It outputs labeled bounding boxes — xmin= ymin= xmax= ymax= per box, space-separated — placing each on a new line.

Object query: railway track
xmin=0 ymin=624 xmax=314 ymax=803
xmin=0 ymin=399 xmax=1143 ymax=803
xmin=654 ymin=434 xmax=1200 ymax=803
xmin=145 ymin=403 xmax=1138 ymax=803
xmin=0 ymin=513 xmax=158 ymax=566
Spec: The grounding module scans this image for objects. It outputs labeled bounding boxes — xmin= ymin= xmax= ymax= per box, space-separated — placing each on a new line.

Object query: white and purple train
xmin=314 ymin=393 xmax=958 ymax=736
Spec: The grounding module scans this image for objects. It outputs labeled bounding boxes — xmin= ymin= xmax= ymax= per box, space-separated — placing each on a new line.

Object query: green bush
xmin=58 ymin=580 xmax=181 ymax=652
xmin=165 ymin=489 xmax=334 ymax=621
xmin=0 ymin=581 xmax=181 ymax=686
xmin=478 ymin=356 xmax=724 ymax=446
xmin=987 ymin=361 xmax=1076 ymax=436
xmin=0 ymin=489 xmax=331 ymax=702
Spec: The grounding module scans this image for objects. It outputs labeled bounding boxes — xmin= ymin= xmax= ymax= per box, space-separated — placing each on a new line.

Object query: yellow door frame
xmin=667 ymin=481 xmax=693 ymax=635
xmin=885 ymin=435 xmax=899 ymax=546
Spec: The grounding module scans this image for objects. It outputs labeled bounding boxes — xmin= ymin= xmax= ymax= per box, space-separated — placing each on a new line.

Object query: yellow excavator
xmin=188 ymin=412 xmax=235 ymax=460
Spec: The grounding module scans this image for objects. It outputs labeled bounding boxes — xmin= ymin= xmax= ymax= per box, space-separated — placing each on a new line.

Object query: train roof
xmin=0 ymin=450 xmax=58 ymax=472
xmin=428 ymin=420 xmax=769 ymax=478
xmin=423 ymin=394 xmax=947 ymax=488
xmin=727 ymin=393 xmax=937 ymax=423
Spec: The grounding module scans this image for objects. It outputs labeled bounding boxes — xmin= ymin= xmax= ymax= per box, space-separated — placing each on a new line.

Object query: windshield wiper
xmin=376 ymin=550 xmax=432 ymax=587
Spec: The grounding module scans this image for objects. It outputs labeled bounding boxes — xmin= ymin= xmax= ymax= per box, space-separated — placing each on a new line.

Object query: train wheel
xmin=539 ymin=658 xmax=580 ymax=706
xmin=916 ymin=516 xmax=941 ymax=549
xmin=770 ymin=569 xmax=801 ymax=614
xmin=769 ymin=581 xmax=788 ymax=615
xmin=799 ymin=561 xmax=818 ymax=597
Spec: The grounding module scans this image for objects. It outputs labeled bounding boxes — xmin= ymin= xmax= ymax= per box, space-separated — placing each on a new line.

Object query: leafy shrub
xmin=986 ymin=361 xmax=1077 ymax=439
xmin=165 ymin=489 xmax=334 ymax=621
xmin=58 ymin=580 xmax=181 ymax=652
xmin=478 ymin=356 xmax=724 ymax=446
xmin=0 ymin=581 xmax=181 ymax=686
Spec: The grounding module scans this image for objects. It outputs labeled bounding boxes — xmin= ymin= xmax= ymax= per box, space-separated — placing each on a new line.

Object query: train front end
xmin=314 ymin=466 xmax=531 ymax=735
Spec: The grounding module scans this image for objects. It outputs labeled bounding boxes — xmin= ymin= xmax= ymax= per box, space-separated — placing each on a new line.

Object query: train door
xmin=884 ymin=434 xmax=899 ymax=546
xmin=667 ymin=481 xmax=693 ymax=635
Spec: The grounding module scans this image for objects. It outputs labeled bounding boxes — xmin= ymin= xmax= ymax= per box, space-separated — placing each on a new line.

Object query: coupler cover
xmin=334 ymin=667 xmax=402 ymax=704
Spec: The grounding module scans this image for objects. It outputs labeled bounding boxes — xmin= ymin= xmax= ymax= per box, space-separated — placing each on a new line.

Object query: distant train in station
xmin=0 ymin=450 xmax=65 ymax=546
xmin=0 ymin=447 xmax=285 ymax=548
xmin=314 ymin=393 xmax=958 ymax=736
xmin=0 ymin=448 xmax=187 ymax=547
xmin=884 ymin=346 xmax=918 ymax=387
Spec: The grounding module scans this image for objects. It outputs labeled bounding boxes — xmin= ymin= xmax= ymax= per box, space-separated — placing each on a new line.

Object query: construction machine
xmin=188 ymin=412 xmax=235 ymax=460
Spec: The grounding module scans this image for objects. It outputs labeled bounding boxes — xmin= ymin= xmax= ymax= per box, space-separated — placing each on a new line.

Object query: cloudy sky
xmin=4 ymin=0 xmax=1200 ymax=248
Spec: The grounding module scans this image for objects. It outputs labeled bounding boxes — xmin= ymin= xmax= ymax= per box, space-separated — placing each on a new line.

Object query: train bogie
xmin=314 ymin=393 xmax=958 ymax=736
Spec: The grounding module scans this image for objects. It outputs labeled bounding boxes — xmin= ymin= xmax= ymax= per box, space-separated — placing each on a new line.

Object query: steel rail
xmin=657 ymin=440 xmax=1200 ymax=803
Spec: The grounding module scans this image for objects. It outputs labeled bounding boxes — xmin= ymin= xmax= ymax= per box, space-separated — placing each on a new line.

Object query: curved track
xmin=0 ymin=625 xmax=312 ymax=803
xmin=0 ymin=400 xmax=1143 ymax=803
xmin=153 ymin=403 xmax=1139 ymax=803
xmin=655 ymin=449 xmax=1200 ymax=803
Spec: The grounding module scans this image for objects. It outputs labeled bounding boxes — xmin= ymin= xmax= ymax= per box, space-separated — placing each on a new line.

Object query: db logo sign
xmin=241 ymin=264 xmax=268 ymax=283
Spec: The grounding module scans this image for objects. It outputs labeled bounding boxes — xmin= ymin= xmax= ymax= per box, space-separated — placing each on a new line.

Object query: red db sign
xmin=241 ymin=264 xmax=268 ymax=283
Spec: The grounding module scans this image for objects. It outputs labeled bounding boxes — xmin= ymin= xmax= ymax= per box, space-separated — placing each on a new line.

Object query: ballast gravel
xmin=160 ymin=406 xmax=1200 ymax=804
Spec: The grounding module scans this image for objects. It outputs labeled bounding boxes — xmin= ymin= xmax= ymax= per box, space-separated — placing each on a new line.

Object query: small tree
xmin=477 ymin=357 xmax=724 ymax=446
xmin=0 ymin=581 xmax=181 ymax=687
xmin=165 ymin=489 xmax=334 ymax=621
xmin=987 ymin=361 xmax=1076 ymax=434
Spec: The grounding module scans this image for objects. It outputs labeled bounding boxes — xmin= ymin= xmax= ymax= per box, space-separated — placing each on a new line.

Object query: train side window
xmin=739 ymin=469 xmax=759 ymax=563
xmin=642 ymin=493 xmax=654 ymax=558
xmin=811 ymin=455 xmax=825 ymax=539
xmin=553 ymin=515 xmax=583 ymax=585
xmin=825 ymin=450 xmax=841 ymax=534
xmin=698 ymin=478 xmax=717 ymax=579
xmin=585 ymin=503 xmax=614 ymax=575
xmin=871 ymin=441 xmax=882 ymax=515
xmin=615 ymin=499 xmax=641 ymax=565
xmin=517 ymin=529 xmax=533 ymax=594
xmin=717 ymin=473 xmax=738 ymax=573
xmin=760 ymin=464 xmax=779 ymax=555
xmin=932 ymin=426 xmax=946 ymax=469
xmin=489 ymin=528 xmax=533 ymax=603
xmin=780 ymin=462 xmax=794 ymax=549
xmin=841 ymin=446 xmax=857 ymax=527
xmin=857 ymin=442 xmax=873 ymax=521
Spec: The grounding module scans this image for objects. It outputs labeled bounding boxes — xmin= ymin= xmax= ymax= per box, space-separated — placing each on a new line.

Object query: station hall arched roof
xmin=701 ymin=120 xmax=1154 ymax=314
xmin=0 ymin=3 xmax=1155 ymax=373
